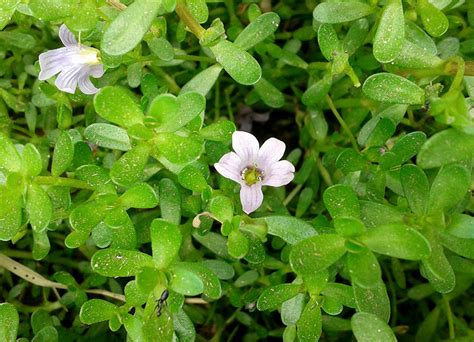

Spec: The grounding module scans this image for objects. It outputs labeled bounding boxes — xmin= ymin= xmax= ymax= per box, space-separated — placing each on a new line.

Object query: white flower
xmin=215 ymin=131 xmax=295 ymax=214
xmin=38 ymin=25 xmax=104 ymax=95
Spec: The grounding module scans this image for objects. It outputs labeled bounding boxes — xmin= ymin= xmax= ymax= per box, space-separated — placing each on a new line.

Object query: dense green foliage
xmin=0 ymin=0 xmax=473 ymax=341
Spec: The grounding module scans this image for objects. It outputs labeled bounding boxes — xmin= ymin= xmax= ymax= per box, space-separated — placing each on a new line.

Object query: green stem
xmin=34 ymin=176 xmax=94 ymax=190
xmin=316 ymin=157 xmax=333 ymax=186
xmin=325 ymin=95 xmax=359 ymax=151
xmin=1 ymin=249 xmax=80 ymax=269
xmin=0 ymin=253 xmax=126 ymax=302
xmin=442 ymin=295 xmax=455 ymax=339
xmin=107 ymin=0 xmax=126 ymax=10
xmin=175 ymin=0 xmax=206 ymax=39
xmin=174 ymin=54 xmax=215 ymax=63
xmin=9 ymin=300 xmax=63 ymax=313
xmin=283 ymin=184 xmax=303 ymax=206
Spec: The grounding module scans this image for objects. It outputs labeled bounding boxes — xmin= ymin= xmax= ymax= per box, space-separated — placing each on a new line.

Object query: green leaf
xmin=0 ymin=303 xmax=19 ymax=342
xmin=201 ymin=260 xmax=234 ymax=280
xmin=177 ymin=262 xmax=222 ymax=299
xmin=29 ymin=0 xmax=75 ymax=21
xmin=152 ymin=133 xmax=203 ymax=165
xmin=178 ymin=164 xmax=208 ymax=192
xmin=110 ymin=143 xmax=151 ymax=187
xmin=0 ymin=0 xmax=18 ymax=30
xmin=79 ymin=299 xmax=117 ymax=324
xmin=400 ymin=164 xmax=429 ymax=216
xmin=360 ymin=223 xmax=431 ymax=260
xmin=76 ymin=165 xmax=115 ymax=193
xmin=346 ymin=248 xmax=381 ymax=289
xmin=362 ymin=73 xmax=425 ymax=105
xmin=440 ymin=233 xmax=474 ymax=259
xmin=254 ymin=77 xmax=285 ymax=108
xmin=101 ymin=0 xmax=162 ymax=55
xmin=150 ymin=219 xmax=182 ymax=270
xmin=148 ymin=92 xmax=205 ymax=132
xmin=22 ymin=143 xmax=42 ymax=177
xmin=199 ymin=120 xmax=236 ymax=142
xmin=0 ymin=134 xmax=21 ymax=172
xmin=186 ymin=0 xmax=208 ymax=23
xmin=297 ymin=297 xmax=322 ymax=342
xmin=234 ymin=12 xmax=280 ymax=51
xmin=0 ymin=185 xmax=22 ymax=241
xmin=405 ymin=21 xmax=437 ymax=55
xmin=174 ymin=309 xmax=196 ymax=342
xmin=51 ymin=131 xmax=74 ymax=176
xmin=334 ymin=217 xmax=366 ymax=238
xmin=119 ymin=183 xmax=158 ymax=209
xmin=26 ymin=184 xmax=52 ymax=232
xmin=290 ymin=234 xmax=346 ymax=275
xmin=446 ymin=214 xmax=474 ymax=239
xmin=281 ymin=294 xmax=305 ymax=325
xmin=343 ymin=18 xmax=369 ymax=55
xmin=91 ymin=249 xmax=154 ymax=277
xmin=264 ymin=216 xmax=317 ymax=245
xmin=428 ymin=164 xmax=470 ymax=214
xmin=351 ymin=312 xmax=396 ymax=342
xmin=417 ymin=129 xmax=474 ymax=168
xmin=417 ymin=0 xmax=449 ymax=37
xmin=422 ymin=229 xmax=455 ymax=293
xmin=391 ymin=40 xmax=443 ymax=69
xmin=302 ymin=77 xmax=332 ymax=107
xmin=257 ymin=284 xmax=301 ymax=311
xmin=318 ymin=24 xmax=343 ymax=62
xmin=380 ymin=131 xmax=427 ymax=169
xmin=148 ymin=37 xmax=174 ymax=61
xmin=169 ymin=266 xmax=204 ymax=296
xmin=335 ymin=149 xmax=367 ymax=174
xmin=63 ymin=0 xmax=97 ymax=32
xmin=363 ymin=198 xmax=406 ymax=228
xmin=210 ymin=40 xmax=262 ymax=85
xmin=313 ymin=2 xmax=374 ymax=24
xmin=209 ymin=195 xmax=233 ymax=223
xmin=373 ymin=0 xmax=404 ymax=63
xmin=321 ymin=283 xmax=356 ymax=309
xmin=353 ymin=281 xmax=390 ymax=322
xmin=323 ymin=184 xmax=360 ymax=219
xmin=180 ymin=64 xmax=222 ymax=96
xmin=69 ymin=199 xmax=108 ymax=233
xmin=84 ymin=123 xmax=131 ymax=151
xmin=159 ymin=178 xmax=181 ymax=225
xmin=227 ymin=230 xmax=249 ymax=259
xmin=31 ymin=310 xmax=54 ymax=335
xmin=32 ymin=326 xmax=58 ymax=342
xmin=94 ymin=86 xmax=143 ymax=127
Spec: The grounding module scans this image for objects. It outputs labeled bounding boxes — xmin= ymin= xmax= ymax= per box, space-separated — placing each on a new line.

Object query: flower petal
xmin=240 ymin=184 xmax=264 ymax=214
xmin=232 ymin=131 xmax=259 ymax=165
xmin=258 ymin=137 xmax=286 ymax=170
xmin=78 ymin=70 xmax=100 ymax=95
xmin=89 ymin=64 xmax=105 ymax=78
xmin=214 ymin=152 xmax=242 ymax=183
xmin=263 ymin=160 xmax=295 ymax=187
xmin=38 ymin=47 xmax=75 ymax=80
xmin=59 ymin=24 xmax=77 ymax=47
xmin=55 ymin=64 xmax=84 ymax=94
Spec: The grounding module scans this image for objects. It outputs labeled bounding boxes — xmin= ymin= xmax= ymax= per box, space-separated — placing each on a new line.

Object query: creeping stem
xmin=175 ymin=0 xmax=206 ymax=39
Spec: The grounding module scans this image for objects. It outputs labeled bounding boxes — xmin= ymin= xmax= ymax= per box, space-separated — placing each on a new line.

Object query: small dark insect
xmin=156 ymin=289 xmax=169 ymax=317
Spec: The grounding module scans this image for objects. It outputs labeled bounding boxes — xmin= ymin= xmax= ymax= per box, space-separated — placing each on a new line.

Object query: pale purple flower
xmin=38 ymin=25 xmax=104 ymax=95
xmin=215 ymin=131 xmax=295 ymax=214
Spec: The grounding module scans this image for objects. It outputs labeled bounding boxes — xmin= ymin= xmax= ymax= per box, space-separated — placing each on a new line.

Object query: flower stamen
xmin=241 ymin=166 xmax=264 ymax=186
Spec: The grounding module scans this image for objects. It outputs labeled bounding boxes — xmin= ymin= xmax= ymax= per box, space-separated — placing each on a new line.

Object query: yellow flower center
xmin=241 ymin=166 xmax=264 ymax=186
xmin=79 ymin=46 xmax=101 ymax=65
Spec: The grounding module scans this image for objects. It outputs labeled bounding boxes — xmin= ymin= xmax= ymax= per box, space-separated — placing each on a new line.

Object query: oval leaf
xmin=363 ymin=73 xmax=425 ymax=105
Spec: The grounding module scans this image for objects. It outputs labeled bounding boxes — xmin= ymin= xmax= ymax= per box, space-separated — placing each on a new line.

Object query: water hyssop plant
xmin=0 ymin=0 xmax=473 ymax=341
